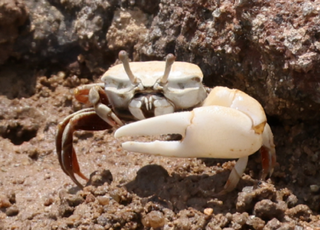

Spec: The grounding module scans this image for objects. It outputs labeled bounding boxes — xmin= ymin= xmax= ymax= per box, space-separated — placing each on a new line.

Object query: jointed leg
xmin=56 ymin=109 xmax=117 ymax=188
xmin=57 ymin=83 xmax=124 ymax=188
xmin=222 ymin=156 xmax=248 ymax=193
xmin=260 ymin=123 xmax=276 ymax=179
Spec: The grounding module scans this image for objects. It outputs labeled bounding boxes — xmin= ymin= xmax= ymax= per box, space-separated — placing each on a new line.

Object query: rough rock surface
xmin=0 ymin=0 xmax=320 ymax=229
xmin=2 ymin=0 xmax=320 ymax=122
xmin=0 ymin=0 xmax=28 ymax=64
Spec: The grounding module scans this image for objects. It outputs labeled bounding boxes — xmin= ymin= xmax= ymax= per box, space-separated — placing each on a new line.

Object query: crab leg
xmin=223 ymin=124 xmax=275 ymax=192
xmin=56 ymin=108 xmax=116 ymax=188
xmin=260 ymin=123 xmax=276 ymax=179
xmin=57 ymin=85 xmax=123 ymax=188
xmin=223 ymin=156 xmax=248 ymax=192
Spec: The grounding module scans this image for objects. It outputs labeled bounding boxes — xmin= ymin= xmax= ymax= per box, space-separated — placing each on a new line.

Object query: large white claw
xmin=115 ymin=106 xmax=263 ymax=159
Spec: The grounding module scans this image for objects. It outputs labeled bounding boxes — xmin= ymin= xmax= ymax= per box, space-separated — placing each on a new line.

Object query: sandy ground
xmin=0 ymin=69 xmax=320 ymax=229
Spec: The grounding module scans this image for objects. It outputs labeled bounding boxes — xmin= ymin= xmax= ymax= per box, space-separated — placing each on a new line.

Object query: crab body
xmin=56 ymin=51 xmax=276 ymax=192
xmin=102 ymin=53 xmax=207 ymax=120
xmin=56 ymin=51 xmax=207 ymax=188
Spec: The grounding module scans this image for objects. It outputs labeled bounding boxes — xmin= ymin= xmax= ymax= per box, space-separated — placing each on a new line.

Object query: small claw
xmin=115 ymin=106 xmax=263 ymax=159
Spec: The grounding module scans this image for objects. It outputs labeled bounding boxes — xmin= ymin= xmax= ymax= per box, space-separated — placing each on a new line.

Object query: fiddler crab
xmin=56 ymin=50 xmax=276 ymax=192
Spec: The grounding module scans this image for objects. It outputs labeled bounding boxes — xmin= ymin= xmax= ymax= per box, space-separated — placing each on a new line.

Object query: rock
xmin=264 ymin=218 xmax=296 ymax=230
xmin=142 ymin=210 xmax=165 ymax=229
xmin=106 ymin=8 xmax=149 ymax=51
xmin=89 ymin=169 xmax=113 ymax=187
xmin=0 ymin=0 xmax=28 ymax=64
xmin=206 ymin=217 xmax=229 ymax=230
xmin=97 ymin=195 xmax=109 ymax=206
xmin=246 ymin=215 xmax=265 ymax=230
xmin=236 ymin=184 xmax=277 ymax=213
xmin=0 ymin=0 xmax=319 ymax=123
xmin=66 ymin=194 xmax=84 ymax=207
xmin=173 ymin=209 xmax=208 ymax=229
xmin=58 ymin=203 xmax=74 ymax=218
xmin=0 ymin=194 xmax=12 ymax=208
xmin=253 ymin=200 xmax=286 ymax=221
xmin=285 ymin=204 xmax=312 ymax=222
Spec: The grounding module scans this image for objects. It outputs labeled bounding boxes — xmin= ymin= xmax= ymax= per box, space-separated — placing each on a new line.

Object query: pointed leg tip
xmin=260 ymin=146 xmax=276 ymax=179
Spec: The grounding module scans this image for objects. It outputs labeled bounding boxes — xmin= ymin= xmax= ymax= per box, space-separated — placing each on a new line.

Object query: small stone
xmin=28 ymin=148 xmax=39 ymax=160
xmin=44 ymin=195 xmax=54 ymax=206
xmin=77 ymin=54 xmax=85 ymax=63
xmin=203 ymin=208 xmax=213 ymax=216
xmin=285 ymin=204 xmax=312 ymax=221
xmin=286 ymin=194 xmax=298 ymax=208
xmin=66 ymin=194 xmax=84 ymax=207
xmin=58 ymin=203 xmax=74 ymax=218
xmin=85 ymin=193 xmax=95 ymax=203
xmin=212 ymin=8 xmax=221 ymax=18
xmin=93 ymin=224 xmax=104 ymax=230
xmin=6 ymin=205 xmax=19 ymax=216
xmin=109 ymin=191 xmax=121 ymax=203
xmin=57 ymin=71 xmax=66 ymax=78
xmin=310 ymin=184 xmax=320 ymax=193
xmin=0 ymin=195 xmax=12 ymax=208
xmin=253 ymin=200 xmax=286 ymax=221
xmin=97 ymin=196 xmax=109 ymax=206
xmin=7 ymin=191 xmax=16 ymax=204
xmin=143 ymin=211 xmax=165 ymax=229
xmin=246 ymin=215 xmax=265 ymax=230
xmin=90 ymin=169 xmax=113 ymax=187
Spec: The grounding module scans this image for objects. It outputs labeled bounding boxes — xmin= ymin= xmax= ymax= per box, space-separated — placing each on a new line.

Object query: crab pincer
xmin=115 ymin=86 xmax=276 ymax=192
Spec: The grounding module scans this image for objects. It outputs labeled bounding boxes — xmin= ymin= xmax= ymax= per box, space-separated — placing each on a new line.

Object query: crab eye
xmin=167 ymin=76 xmax=202 ymax=90
xmin=104 ymin=78 xmax=133 ymax=91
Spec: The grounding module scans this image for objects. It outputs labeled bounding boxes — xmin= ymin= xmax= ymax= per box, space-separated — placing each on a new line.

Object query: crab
xmin=115 ymin=86 xmax=276 ymax=192
xmin=56 ymin=51 xmax=276 ymax=191
xmin=56 ymin=50 xmax=208 ymax=188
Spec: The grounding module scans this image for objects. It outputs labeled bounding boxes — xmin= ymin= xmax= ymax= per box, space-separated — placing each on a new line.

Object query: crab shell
xmin=101 ymin=60 xmax=207 ymax=119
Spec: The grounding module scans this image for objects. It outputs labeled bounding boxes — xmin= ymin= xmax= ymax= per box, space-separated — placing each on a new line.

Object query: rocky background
xmin=0 ymin=0 xmax=320 ymax=229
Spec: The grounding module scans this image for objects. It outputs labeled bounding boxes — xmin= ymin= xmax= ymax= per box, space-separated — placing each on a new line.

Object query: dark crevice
xmin=2 ymin=125 xmax=38 ymax=145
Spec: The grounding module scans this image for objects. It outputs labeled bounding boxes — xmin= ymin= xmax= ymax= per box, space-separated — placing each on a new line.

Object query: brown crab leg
xmin=56 ymin=108 xmax=121 ymax=188
xmin=74 ymin=83 xmax=106 ymax=104
xmin=56 ymin=109 xmax=90 ymax=177
xmin=57 ymin=82 xmax=125 ymax=187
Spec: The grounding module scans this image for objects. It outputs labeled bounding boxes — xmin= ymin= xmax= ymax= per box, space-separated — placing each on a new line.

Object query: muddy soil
xmin=0 ymin=67 xmax=320 ymax=229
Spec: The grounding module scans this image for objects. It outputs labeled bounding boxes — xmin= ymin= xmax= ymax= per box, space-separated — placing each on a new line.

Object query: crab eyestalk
xmin=119 ymin=50 xmax=138 ymax=84
xmin=160 ymin=54 xmax=175 ymax=84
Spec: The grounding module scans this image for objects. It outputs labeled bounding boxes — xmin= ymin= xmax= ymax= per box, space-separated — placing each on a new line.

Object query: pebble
xmin=66 ymin=194 xmax=84 ymax=207
xmin=6 ymin=205 xmax=19 ymax=216
xmin=85 ymin=193 xmax=96 ymax=203
xmin=204 ymin=208 xmax=213 ymax=215
xmin=43 ymin=195 xmax=55 ymax=206
xmin=310 ymin=184 xmax=320 ymax=193
xmin=143 ymin=211 xmax=165 ymax=228
xmin=97 ymin=196 xmax=109 ymax=206
xmin=0 ymin=195 xmax=12 ymax=208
